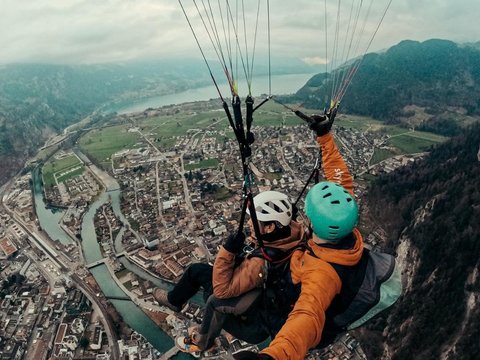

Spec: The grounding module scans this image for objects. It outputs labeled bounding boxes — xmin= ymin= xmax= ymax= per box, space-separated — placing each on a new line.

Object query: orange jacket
xmin=261 ymin=132 xmax=364 ymax=360
xmin=213 ymin=221 xmax=304 ymax=299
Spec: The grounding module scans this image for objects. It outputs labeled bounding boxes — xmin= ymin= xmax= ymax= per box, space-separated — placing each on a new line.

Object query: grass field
xmin=77 ymin=102 xmax=449 ymax=171
xmin=370 ymin=148 xmax=397 ymax=165
xmin=185 ymin=158 xmax=220 ymax=171
xmin=213 ymin=187 xmax=232 ymax=201
xmin=56 ymin=166 xmax=85 ymax=183
xmin=42 ymin=154 xmax=83 ymax=187
xmin=336 ymin=115 xmax=447 ymax=155
xmin=79 ymin=125 xmax=142 ymax=165
xmin=387 ymin=134 xmax=441 ymax=153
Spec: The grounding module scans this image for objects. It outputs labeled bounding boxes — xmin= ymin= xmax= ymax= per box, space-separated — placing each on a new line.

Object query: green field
xmin=336 ymin=115 xmax=385 ymax=131
xmin=79 ymin=125 xmax=143 ymax=166
xmin=185 ymin=158 xmax=220 ymax=170
xmin=387 ymin=134 xmax=441 ymax=153
xmin=336 ymin=115 xmax=447 ymax=155
xmin=42 ymin=154 xmax=83 ymax=187
xmin=370 ymin=148 xmax=397 ymax=165
xmin=213 ymin=187 xmax=232 ymax=201
xmin=56 ymin=166 xmax=85 ymax=183
xmin=77 ymin=102 xmax=449 ymax=171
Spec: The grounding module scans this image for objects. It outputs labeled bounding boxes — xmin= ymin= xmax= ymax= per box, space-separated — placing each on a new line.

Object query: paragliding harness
xmin=242 ymin=244 xmax=303 ymax=337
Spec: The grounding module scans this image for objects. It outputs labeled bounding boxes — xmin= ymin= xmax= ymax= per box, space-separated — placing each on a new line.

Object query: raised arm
xmin=317 ymin=132 xmax=353 ymax=195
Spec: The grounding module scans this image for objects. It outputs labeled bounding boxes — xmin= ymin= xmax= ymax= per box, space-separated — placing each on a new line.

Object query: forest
xmin=357 ymin=123 xmax=480 ymax=359
xmin=289 ymin=39 xmax=480 ymax=127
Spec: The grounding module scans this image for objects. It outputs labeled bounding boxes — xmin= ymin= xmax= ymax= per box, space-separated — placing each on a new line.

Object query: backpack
xmin=319 ymin=248 xmax=403 ymax=347
xmin=249 ymin=243 xmax=403 ymax=346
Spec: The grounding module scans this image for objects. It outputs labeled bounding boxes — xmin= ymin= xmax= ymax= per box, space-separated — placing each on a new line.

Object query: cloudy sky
xmin=1 ymin=0 xmax=479 ymax=66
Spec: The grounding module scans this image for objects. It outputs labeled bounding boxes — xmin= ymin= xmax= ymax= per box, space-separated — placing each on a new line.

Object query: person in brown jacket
xmin=234 ymin=114 xmax=364 ymax=360
xmin=154 ymin=190 xmax=304 ymax=355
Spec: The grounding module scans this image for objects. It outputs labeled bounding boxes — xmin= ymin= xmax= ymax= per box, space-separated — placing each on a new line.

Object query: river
xmin=32 ymin=168 xmax=191 ymax=358
xmin=112 ymin=73 xmax=315 ymax=114
xmin=32 ymin=167 xmax=73 ymax=246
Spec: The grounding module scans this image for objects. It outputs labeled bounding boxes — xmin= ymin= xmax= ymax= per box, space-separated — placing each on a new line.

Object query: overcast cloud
xmin=1 ymin=0 xmax=479 ymax=65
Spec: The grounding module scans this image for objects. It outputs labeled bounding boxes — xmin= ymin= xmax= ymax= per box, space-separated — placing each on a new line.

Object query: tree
xmin=79 ymin=337 xmax=90 ymax=349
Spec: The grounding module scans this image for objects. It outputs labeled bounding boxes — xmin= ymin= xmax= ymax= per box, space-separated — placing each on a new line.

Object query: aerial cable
xmin=235 ymin=0 xmax=239 ymax=83
xmin=267 ymin=0 xmax=271 ymax=96
xmin=203 ymin=0 xmax=229 ymax=70
xmin=225 ymin=0 xmax=250 ymax=93
xmin=335 ymin=0 xmax=356 ymax=95
xmin=333 ymin=0 xmax=372 ymax=102
xmin=217 ymin=0 xmax=235 ymax=84
xmin=323 ymin=0 xmax=329 ymax=99
xmin=179 ymin=0 xmax=273 ymax=247
xmin=247 ymin=0 xmax=262 ymax=95
xmin=330 ymin=0 xmax=343 ymax=103
xmin=335 ymin=0 xmax=393 ymax=102
xmin=336 ymin=0 xmax=375 ymax=101
xmin=241 ymin=0 xmax=250 ymax=90
xmin=192 ymin=0 xmax=233 ymax=92
xmin=193 ymin=0 xmax=235 ymax=95
xmin=334 ymin=0 xmax=364 ymax=102
xmin=334 ymin=0 xmax=359 ymax=96
xmin=178 ymin=0 xmax=225 ymax=101
xmin=364 ymin=0 xmax=393 ymax=56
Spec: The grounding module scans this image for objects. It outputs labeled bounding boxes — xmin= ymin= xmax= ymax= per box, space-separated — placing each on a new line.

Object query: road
xmin=0 ymin=183 xmax=121 ymax=359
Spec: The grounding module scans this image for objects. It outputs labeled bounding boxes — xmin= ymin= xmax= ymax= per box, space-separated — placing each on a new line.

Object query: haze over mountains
xmin=0 ymin=57 xmax=319 ymax=185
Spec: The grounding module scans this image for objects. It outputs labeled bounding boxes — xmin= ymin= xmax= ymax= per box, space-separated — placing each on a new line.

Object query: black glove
xmin=223 ymin=232 xmax=246 ymax=254
xmin=233 ymin=350 xmax=273 ymax=360
xmin=309 ymin=114 xmax=334 ymax=137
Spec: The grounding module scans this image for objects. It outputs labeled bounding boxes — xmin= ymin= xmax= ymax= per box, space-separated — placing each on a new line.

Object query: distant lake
xmin=113 ymin=73 xmax=315 ymax=114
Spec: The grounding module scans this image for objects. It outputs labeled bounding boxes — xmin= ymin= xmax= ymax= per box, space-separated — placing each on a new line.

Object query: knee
xmin=187 ymin=263 xmax=211 ymax=274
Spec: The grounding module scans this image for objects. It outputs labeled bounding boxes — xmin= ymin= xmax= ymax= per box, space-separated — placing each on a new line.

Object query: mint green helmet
xmin=305 ymin=181 xmax=358 ymax=241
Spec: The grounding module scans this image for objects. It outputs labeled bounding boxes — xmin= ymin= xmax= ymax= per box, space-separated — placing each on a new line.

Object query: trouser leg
xmin=167 ymin=263 xmax=213 ymax=308
xmin=223 ymin=313 xmax=269 ymax=345
xmin=195 ymin=289 xmax=262 ymax=350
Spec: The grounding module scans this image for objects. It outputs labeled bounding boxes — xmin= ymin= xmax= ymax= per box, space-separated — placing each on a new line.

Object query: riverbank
xmin=32 ymin=162 xmax=178 ymax=353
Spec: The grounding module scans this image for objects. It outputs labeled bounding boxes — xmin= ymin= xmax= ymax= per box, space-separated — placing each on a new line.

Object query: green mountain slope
xmin=0 ymin=58 xmax=319 ymax=185
xmin=289 ymin=39 xmax=480 ymax=134
xmin=358 ymin=123 xmax=480 ymax=359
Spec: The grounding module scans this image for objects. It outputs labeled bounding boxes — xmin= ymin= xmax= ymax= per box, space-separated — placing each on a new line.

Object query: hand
xmin=233 ymin=351 xmax=273 ymax=360
xmin=223 ymin=232 xmax=246 ymax=254
xmin=309 ymin=114 xmax=334 ymax=136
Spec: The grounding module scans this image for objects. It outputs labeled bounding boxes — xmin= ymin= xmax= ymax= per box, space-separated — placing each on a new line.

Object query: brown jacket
xmin=262 ymin=133 xmax=364 ymax=360
xmin=212 ymin=221 xmax=304 ymax=299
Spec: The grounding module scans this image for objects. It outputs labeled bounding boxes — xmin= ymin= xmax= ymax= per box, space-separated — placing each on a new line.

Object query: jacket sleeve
xmin=260 ymin=253 xmax=342 ymax=360
xmin=212 ymin=246 xmax=266 ymax=299
xmin=317 ymin=132 xmax=354 ymax=195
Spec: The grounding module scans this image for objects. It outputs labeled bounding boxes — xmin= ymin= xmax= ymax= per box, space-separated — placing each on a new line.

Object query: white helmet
xmin=247 ymin=191 xmax=293 ymax=227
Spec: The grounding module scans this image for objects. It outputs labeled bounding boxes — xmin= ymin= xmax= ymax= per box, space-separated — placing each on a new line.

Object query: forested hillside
xmin=0 ymin=58 xmax=319 ymax=185
xmin=289 ymin=39 xmax=480 ymax=135
xmin=0 ymin=61 xmax=211 ymax=184
xmin=357 ymin=123 xmax=480 ymax=359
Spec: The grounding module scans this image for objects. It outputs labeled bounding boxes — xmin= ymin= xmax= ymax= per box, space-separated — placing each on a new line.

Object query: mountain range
xmin=0 ymin=57 xmax=319 ymax=185
xmin=0 ymin=38 xmax=479 ymax=359
xmin=288 ymin=39 xmax=480 ymax=135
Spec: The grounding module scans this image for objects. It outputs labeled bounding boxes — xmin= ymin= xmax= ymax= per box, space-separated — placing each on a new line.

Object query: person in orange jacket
xmin=154 ymin=190 xmax=304 ymax=355
xmin=235 ymin=113 xmax=364 ymax=360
